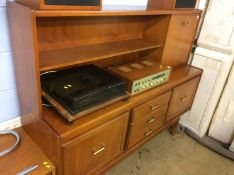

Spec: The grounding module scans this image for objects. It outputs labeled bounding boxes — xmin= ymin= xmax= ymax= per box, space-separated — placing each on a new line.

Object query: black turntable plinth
xmin=41 ymin=65 xmax=127 ymax=122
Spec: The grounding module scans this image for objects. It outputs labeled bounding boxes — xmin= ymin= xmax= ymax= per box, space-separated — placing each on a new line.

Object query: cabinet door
xmin=161 ymin=14 xmax=200 ymax=67
xmin=166 ymin=76 xmax=200 ymax=122
xmin=63 ymin=112 xmax=129 ymax=175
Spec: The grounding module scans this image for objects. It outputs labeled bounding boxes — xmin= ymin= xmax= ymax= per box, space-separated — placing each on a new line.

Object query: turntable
xmin=41 ymin=65 xmax=128 ymax=122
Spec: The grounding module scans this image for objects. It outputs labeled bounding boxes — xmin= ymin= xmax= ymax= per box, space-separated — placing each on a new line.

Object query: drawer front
xmin=63 ymin=112 xmax=129 ymax=175
xmin=166 ymin=77 xmax=200 ymax=122
xmin=127 ymin=114 xmax=165 ymax=148
xmin=130 ymin=105 xmax=168 ymax=136
xmin=132 ymin=91 xmax=172 ymax=122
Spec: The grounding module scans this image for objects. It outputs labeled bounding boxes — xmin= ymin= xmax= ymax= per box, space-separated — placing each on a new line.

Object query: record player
xmin=41 ymin=65 xmax=128 ymax=122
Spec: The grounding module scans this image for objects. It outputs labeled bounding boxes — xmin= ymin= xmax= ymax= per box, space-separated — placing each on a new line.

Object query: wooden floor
xmin=107 ymin=130 xmax=234 ymax=175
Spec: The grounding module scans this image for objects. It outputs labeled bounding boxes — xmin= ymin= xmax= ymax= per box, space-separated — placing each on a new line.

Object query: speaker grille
xmin=44 ymin=0 xmax=100 ymax=6
xmin=175 ymin=0 xmax=196 ymax=8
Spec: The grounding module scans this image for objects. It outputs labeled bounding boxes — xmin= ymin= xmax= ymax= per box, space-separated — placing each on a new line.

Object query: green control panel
xmin=131 ymin=69 xmax=171 ymax=95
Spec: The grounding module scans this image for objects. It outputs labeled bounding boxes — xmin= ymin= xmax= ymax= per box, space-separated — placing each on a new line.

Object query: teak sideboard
xmin=7 ymin=2 xmax=203 ymax=175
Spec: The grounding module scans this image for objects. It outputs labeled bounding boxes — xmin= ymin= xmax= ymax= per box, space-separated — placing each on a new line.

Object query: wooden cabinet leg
xmin=169 ymin=122 xmax=178 ymax=135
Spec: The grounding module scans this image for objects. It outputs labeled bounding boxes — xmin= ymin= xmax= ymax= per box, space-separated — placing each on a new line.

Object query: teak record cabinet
xmin=8 ymin=2 xmax=203 ymax=175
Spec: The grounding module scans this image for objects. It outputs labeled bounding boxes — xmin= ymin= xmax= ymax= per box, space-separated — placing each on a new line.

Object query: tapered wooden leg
xmin=169 ymin=122 xmax=178 ymax=135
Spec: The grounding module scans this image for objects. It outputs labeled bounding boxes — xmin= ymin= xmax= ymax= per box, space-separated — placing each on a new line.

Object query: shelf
xmin=39 ymin=39 xmax=163 ymax=71
xmin=32 ymin=5 xmax=202 ymax=17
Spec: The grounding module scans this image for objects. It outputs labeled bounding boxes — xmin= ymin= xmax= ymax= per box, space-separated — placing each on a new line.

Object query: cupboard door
xmin=166 ymin=77 xmax=200 ymax=122
xmin=161 ymin=14 xmax=200 ymax=67
xmin=63 ymin=112 xmax=129 ymax=175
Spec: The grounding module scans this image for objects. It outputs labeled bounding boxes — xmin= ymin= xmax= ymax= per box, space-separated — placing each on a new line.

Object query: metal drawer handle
xmin=148 ymin=117 xmax=156 ymax=124
xmin=145 ymin=130 xmax=153 ymax=136
xmin=151 ymin=105 xmax=160 ymax=110
xmin=16 ymin=165 xmax=38 ymax=175
xmin=93 ymin=144 xmax=105 ymax=156
xmin=181 ymin=96 xmax=187 ymax=102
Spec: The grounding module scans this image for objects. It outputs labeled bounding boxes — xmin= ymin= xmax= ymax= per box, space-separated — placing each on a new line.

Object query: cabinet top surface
xmin=0 ymin=128 xmax=55 ymax=175
xmin=8 ymin=2 xmax=202 ymax=17
xmin=42 ymin=65 xmax=202 ymax=143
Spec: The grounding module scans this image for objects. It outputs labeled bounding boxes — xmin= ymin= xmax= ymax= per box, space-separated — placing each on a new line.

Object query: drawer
xmin=166 ymin=77 xmax=200 ymax=122
xmin=132 ymin=91 xmax=172 ymax=122
xmin=63 ymin=112 xmax=129 ymax=175
xmin=130 ymin=105 xmax=168 ymax=136
xmin=127 ymin=114 xmax=165 ymax=148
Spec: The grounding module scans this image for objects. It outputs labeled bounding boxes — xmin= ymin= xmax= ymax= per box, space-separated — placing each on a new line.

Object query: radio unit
xmin=109 ymin=59 xmax=171 ymax=95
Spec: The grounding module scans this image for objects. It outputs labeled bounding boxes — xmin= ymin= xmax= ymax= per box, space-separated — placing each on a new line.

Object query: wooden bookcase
xmin=8 ymin=2 xmax=202 ymax=175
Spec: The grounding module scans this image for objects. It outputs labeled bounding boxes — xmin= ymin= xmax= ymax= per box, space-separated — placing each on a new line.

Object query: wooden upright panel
xmin=36 ymin=16 xmax=146 ymax=52
xmin=141 ymin=15 xmax=171 ymax=61
xmin=7 ymin=2 xmax=41 ymax=118
xmin=161 ymin=14 xmax=200 ymax=67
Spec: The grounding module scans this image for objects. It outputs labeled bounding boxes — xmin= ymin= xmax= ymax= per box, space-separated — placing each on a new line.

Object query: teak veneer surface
xmin=0 ymin=128 xmax=55 ymax=175
xmin=42 ymin=65 xmax=202 ymax=144
xmin=7 ymin=2 xmax=202 ymax=174
xmin=33 ymin=6 xmax=201 ymax=17
xmin=34 ymin=10 xmax=202 ymax=17
xmin=7 ymin=2 xmax=201 ymax=17
xmin=39 ymin=39 xmax=162 ymax=71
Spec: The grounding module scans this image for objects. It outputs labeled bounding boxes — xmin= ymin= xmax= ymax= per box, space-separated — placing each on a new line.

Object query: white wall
xmin=0 ymin=0 xmax=6 ymax=6
xmin=103 ymin=0 xmax=147 ymax=6
xmin=0 ymin=3 xmax=19 ymax=123
xmin=197 ymin=0 xmax=208 ymax=10
xmin=198 ymin=0 xmax=234 ymax=51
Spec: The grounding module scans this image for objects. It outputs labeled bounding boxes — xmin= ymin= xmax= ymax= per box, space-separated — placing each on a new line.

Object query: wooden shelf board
xmin=31 ymin=5 xmax=202 ymax=17
xmin=39 ymin=39 xmax=162 ymax=71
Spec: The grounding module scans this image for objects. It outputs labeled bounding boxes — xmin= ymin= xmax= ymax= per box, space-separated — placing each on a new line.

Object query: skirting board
xmin=179 ymin=125 xmax=234 ymax=160
xmin=0 ymin=117 xmax=21 ymax=130
xmin=230 ymin=141 xmax=234 ymax=152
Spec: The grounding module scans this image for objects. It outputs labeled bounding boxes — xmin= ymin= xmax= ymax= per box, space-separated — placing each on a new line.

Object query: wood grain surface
xmin=0 ymin=128 xmax=55 ymax=175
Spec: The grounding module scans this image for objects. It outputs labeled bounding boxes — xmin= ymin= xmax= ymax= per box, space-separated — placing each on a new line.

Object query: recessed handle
xmin=148 ymin=117 xmax=156 ymax=124
xmin=183 ymin=21 xmax=190 ymax=27
xmin=181 ymin=96 xmax=187 ymax=102
xmin=93 ymin=144 xmax=105 ymax=156
xmin=145 ymin=129 xmax=153 ymax=136
xmin=151 ymin=105 xmax=160 ymax=111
